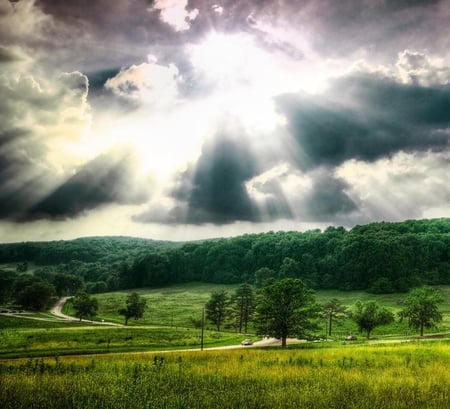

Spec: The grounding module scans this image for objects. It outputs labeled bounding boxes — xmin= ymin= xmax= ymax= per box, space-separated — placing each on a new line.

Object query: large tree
xmin=16 ymin=280 xmax=55 ymax=311
xmin=351 ymin=300 xmax=394 ymax=339
xmin=118 ymin=292 xmax=147 ymax=325
xmin=399 ymin=287 xmax=443 ymax=336
xmin=72 ymin=292 xmax=98 ymax=321
xmin=322 ymin=298 xmax=348 ymax=337
xmin=205 ymin=290 xmax=230 ymax=331
xmin=256 ymin=278 xmax=320 ymax=347
xmin=232 ymin=284 xmax=255 ymax=333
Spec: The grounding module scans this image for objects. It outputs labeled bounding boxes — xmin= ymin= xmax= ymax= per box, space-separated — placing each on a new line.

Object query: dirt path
xmin=51 ymin=297 xmax=123 ymax=326
xmin=51 ymin=296 xmax=77 ymax=321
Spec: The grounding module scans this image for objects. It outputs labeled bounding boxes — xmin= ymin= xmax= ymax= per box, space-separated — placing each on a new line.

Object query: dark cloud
xmin=135 ymin=129 xmax=270 ymax=225
xmin=34 ymin=0 xmax=188 ymax=71
xmin=302 ymin=169 xmax=357 ymax=220
xmin=278 ymin=73 xmax=450 ymax=170
xmin=0 ymin=45 xmax=23 ymax=63
xmin=86 ymin=67 xmax=121 ymax=93
xmin=176 ymin=133 xmax=260 ymax=224
xmin=27 ymin=151 xmax=149 ymax=220
xmin=0 ymin=128 xmax=50 ymax=218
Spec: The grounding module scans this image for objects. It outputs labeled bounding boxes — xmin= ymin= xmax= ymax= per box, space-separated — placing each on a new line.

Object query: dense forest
xmin=1 ymin=218 xmax=450 ymax=308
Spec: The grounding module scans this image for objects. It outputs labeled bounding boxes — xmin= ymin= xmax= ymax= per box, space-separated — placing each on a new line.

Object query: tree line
xmin=1 ymin=218 xmax=450 ymax=309
xmin=205 ymin=280 xmax=444 ymax=344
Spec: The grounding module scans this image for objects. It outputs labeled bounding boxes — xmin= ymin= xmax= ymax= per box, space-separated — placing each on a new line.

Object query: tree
xmin=399 ymin=287 xmax=443 ymax=336
xmin=351 ymin=300 xmax=394 ymax=339
xmin=232 ymin=284 xmax=255 ymax=333
xmin=256 ymin=278 xmax=320 ymax=347
xmin=0 ymin=269 xmax=16 ymax=303
xmin=322 ymin=298 xmax=348 ymax=337
xmin=279 ymin=257 xmax=301 ymax=279
xmin=16 ymin=280 xmax=55 ymax=311
xmin=205 ymin=290 xmax=230 ymax=331
xmin=254 ymin=267 xmax=276 ymax=288
xmin=118 ymin=292 xmax=147 ymax=325
xmin=72 ymin=292 xmax=98 ymax=321
xmin=52 ymin=273 xmax=84 ymax=296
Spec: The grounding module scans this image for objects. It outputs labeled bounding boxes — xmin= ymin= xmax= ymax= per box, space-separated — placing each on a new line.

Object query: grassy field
xmin=61 ymin=284 xmax=450 ymax=338
xmin=0 ymin=315 xmax=246 ymax=358
xmin=70 ymin=283 xmax=239 ymax=329
xmin=2 ymin=341 xmax=450 ymax=408
xmin=2 ymin=283 xmax=450 ymax=407
xmin=3 ymin=283 xmax=450 ymax=360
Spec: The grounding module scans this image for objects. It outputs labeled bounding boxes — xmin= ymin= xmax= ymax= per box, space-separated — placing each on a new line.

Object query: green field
xmin=3 ymin=283 xmax=450 ymax=360
xmin=2 ymin=341 xmax=450 ymax=408
xmin=2 ymin=283 xmax=450 ymax=407
xmin=67 ymin=283 xmax=240 ymax=329
xmin=62 ymin=284 xmax=450 ymax=338
xmin=0 ymin=317 xmax=247 ymax=358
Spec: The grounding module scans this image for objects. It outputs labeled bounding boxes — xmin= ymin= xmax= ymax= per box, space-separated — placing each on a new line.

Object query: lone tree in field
xmin=205 ymin=290 xmax=230 ymax=331
xmin=256 ymin=278 xmax=320 ymax=347
xmin=232 ymin=284 xmax=255 ymax=333
xmin=118 ymin=292 xmax=147 ymax=325
xmin=322 ymin=298 xmax=348 ymax=337
xmin=351 ymin=300 xmax=394 ymax=339
xmin=399 ymin=287 xmax=443 ymax=336
xmin=72 ymin=292 xmax=98 ymax=321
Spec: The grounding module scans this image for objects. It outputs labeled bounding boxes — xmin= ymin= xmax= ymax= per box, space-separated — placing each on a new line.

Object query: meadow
xmin=3 ymin=283 xmax=450 ymax=359
xmin=2 ymin=341 xmax=450 ymax=408
xmin=2 ymin=284 xmax=450 ymax=407
xmin=0 ymin=315 xmax=245 ymax=358
xmin=65 ymin=284 xmax=450 ymax=337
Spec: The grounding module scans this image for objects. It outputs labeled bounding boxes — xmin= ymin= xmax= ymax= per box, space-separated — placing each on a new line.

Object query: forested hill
xmin=1 ymin=218 xmax=450 ymax=297
xmin=0 ymin=236 xmax=181 ymax=265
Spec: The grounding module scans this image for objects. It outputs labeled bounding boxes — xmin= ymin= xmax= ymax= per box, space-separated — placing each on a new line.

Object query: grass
xmin=0 ymin=318 xmax=244 ymax=358
xmin=66 ymin=282 xmax=240 ymax=329
xmin=69 ymin=284 xmax=450 ymax=339
xmin=3 ymin=283 xmax=450 ymax=360
xmin=2 ymin=341 xmax=450 ymax=408
xmin=3 ymin=283 xmax=450 ymax=407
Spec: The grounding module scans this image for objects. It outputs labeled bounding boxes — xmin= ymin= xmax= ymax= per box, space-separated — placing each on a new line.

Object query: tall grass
xmin=2 ymin=341 xmax=450 ymax=408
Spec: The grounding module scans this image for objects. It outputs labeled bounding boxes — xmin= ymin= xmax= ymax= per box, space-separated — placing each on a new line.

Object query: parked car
xmin=241 ymin=339 xmax=254 ymax=346
xmin=345 ymin=335 xmax=357 ymax=341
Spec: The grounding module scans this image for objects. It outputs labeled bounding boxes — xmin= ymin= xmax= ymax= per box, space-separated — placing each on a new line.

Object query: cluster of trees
xmin=205 ymin=284 xmax=256 ymax=333
xmin=204 ymin=280 xmax=444 ymax=344
xmin=68 ymin=291 xmax=147 ymax=325
xmin=0 ymin=268 xmax=86 ymax=310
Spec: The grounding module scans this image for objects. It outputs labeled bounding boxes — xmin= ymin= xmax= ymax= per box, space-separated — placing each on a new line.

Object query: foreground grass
xmin=2 ymin=341 xmax=450 ymax=408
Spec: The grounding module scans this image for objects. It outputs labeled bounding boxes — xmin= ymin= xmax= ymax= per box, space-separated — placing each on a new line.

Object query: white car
xmin=241 ymin=339 xmax=254 ymax=346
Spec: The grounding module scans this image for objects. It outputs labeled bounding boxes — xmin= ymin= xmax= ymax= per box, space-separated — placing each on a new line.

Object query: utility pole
xmin=201 ymin=307 xmax=205 ymax=351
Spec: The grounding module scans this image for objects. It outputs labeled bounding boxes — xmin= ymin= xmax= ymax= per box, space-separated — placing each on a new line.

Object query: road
xmin=51 ymin=297 xmax=123 ymax=326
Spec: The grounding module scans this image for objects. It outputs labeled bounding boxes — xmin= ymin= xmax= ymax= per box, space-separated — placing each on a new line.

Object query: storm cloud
xmin=278 ymin=72 xmax=450 ymax=170
xmin=28 ymin=151 xmax=148 ymax=220
xmin=2 ymin=0 xmax=450 ymax=241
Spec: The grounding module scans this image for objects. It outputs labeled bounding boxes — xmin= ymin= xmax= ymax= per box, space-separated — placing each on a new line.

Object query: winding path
xmin=51 ymin=297 xmax=123 ymax=326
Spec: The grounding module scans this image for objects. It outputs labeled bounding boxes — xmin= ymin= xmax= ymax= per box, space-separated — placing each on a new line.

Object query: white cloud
xmin=396 ymin=50 xmax=450 ymax=86
xmin=104 ymin=56 xmax=180 ymax=107
xmin=0 ymin=0 xmax=53 ymax=44
xmin=0 ymin=68 xmax=92 ymax=183
xmin=151 ymin=0 xmax=199 ymax=32
xmin=212 ymin=4 xmax=224 ymax=15
xmin=336 ymin=151 xmax=450 ymax=223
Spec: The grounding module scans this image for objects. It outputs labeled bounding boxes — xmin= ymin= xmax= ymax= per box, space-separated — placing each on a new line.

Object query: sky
xmin=1 ymin=0 xmax=450 ymax=243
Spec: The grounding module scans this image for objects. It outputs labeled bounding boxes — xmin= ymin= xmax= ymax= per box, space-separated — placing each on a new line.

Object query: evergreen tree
xmin=232 ymin=284 xmax=255 ymax=333
xmin=205 ymin=290 xmax=230 ymax=331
